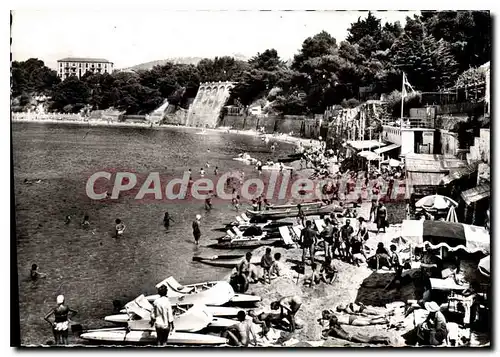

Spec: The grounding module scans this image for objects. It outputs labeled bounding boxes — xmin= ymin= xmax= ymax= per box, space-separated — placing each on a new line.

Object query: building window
xmin=86 ymin=63 xmax=88 ymax=68
xmin=98 ymin=63 xmax=101 ymax=68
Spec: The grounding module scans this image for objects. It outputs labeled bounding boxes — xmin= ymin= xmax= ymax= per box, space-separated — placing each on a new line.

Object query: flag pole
xmin=401 ymin=72 xmax=405 ymax=130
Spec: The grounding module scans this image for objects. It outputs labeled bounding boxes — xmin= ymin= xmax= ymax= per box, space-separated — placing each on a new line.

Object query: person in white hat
xmin=416 ymin=301 xmax=448 ymax=346
xmin=192 ymin=214 xmax=201 ymax=245
xmin=44 ymin=295 xmax=77 ymax=345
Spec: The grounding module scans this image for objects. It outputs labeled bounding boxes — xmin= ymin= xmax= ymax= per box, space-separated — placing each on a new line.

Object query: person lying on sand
xmin=335 ymin=302 xmax=395 ymax=317
xmin=320 ymin=310 xmax=389 ymax=327
xmin=319 ymin=314 xmax=391 ymax=345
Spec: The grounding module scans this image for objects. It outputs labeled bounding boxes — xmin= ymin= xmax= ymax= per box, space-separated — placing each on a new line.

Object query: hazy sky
xmin=11 ymin=10 xmax=417 ymax=69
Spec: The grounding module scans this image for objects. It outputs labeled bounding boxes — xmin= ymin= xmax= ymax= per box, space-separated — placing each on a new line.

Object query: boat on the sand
xmin=79 ymin=328 xmax=227 ymax=345
xmin=105 ymin=307 xmax=235 ymax=329
xmin=267 ymin=201 xmax=323 ymax=210
xmin=117 ymin=304 xmax=241 ymax=318
xmin=111 ymin=295 xmax=212 ymax=332
xmin=246 ymin=203 xmax=335 ymax=220
xmin=192 ymin=254 xmax=253 ymax=268
xmin=261 ymin=164 xmax=294 ymax=171
xmin=144 ymin=276 xmax=261 ymax=304
xmin=206 ymin=237 xmax=282 ymax=249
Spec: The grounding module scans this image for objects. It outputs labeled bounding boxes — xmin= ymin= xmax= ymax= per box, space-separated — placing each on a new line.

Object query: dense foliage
xmin=11 ymin=11 xmax=490 ymax=115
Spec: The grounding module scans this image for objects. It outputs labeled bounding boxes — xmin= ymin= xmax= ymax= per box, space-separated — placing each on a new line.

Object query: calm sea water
xmin=12 ymin=123 xmax=294 ymax=345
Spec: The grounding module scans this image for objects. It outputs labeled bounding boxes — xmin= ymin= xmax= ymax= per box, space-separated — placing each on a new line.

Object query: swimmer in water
xmin=115 ymin=219 xmax=126 ymax=238
xmin=30 ymin=264 xmax=46 ymax=281
xmin=64 ymin=215 xmax=71 ymax=225
xmin=81 ymin=215 xmax=90 ymax=229
xmin=200 ymin=168 xmax=205 ymax=177
xmin=188 ymin=169 xmax=192 ymax=181
xmin=214 ymin=166 xmax=219 ymax=175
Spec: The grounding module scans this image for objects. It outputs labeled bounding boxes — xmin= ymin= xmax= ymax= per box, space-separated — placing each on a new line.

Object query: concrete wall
xmin=187 ymin=81 xmax=235 ymax=128
xmin=162 ymin=109 xmax=188 ymax=126
xmin=401 ymin=130 xmax=414 ymax=156
xmin=439 ymin=130 xmax=459 ymax=156
xmin=219 ymin=115 xmax=320 ymax=138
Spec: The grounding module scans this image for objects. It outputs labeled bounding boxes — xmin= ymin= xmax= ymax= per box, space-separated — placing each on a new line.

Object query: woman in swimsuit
xmin=44 ymin=295 xmax=77 ymax=345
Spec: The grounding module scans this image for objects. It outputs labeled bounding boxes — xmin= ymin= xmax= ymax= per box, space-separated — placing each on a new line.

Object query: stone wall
xmin=186 ymin=81 xmax=235 ymax=128
xmin=162 ymin=108 xmax=188 ymax=126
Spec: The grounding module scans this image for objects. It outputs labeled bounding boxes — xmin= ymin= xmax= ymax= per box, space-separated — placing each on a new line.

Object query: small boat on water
xmin=246 ymin=202 xmax=334 ymax=220
xmin=79 ymin=328 xmax=228 ymax=345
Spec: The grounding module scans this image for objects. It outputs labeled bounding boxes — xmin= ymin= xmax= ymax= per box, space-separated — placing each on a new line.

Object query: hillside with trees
xmin=11 ymin=11 xmax=490 ymax=115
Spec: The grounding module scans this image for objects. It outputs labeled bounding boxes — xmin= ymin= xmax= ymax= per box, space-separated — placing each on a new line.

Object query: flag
xmin=402 ymin=73 xmax=415 ymax=98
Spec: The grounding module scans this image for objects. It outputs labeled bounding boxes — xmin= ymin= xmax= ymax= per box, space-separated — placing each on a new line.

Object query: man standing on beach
xmin=150 ymin=285 xmax=175 ymax=346
xmin=192 ymin=215 xmax=201 ymax=245
xmin=300 ymin=220 xmax=317 ymax=266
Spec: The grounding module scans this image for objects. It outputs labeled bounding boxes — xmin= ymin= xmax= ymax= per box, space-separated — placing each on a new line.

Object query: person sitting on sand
xmin=248 ymin=310 xmax=283 ymax=338
xmin=319 ymin=313 xmax=391 ymax=345
xmin=269 ymin=253 xmax=285 ymax=279
xmin=222 ymin=311 xmax=257 ymax=347
xmin=270 ymin=295 xmax=302 ymax=332
xmin=335 ymin=302 xmax=395 ymax=317
xmin=416 ymin=301 xmax=448 ymax=346
xmin=319 ymin=257 xmax=337 ymax=284
xmin=320 ymin=310 xmax=389 ymax=327
xmin=30 ymin=264 xmax=46 ymax=281
xmin=304 ymin=263 xmax=321 ymax=287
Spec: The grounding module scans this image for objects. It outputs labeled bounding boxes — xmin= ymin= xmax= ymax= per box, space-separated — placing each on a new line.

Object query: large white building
xmin=57 ymin=57 xmax=114 ymax=80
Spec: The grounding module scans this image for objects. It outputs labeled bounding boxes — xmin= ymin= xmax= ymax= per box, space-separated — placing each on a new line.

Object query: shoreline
xmin=11 ymin=118 xmax=320 ymax=148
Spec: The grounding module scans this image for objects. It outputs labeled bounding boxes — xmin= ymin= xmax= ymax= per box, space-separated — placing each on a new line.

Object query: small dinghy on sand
xmin=141 ymin=276 xmax=261 ymax=305
xmin=113 ymin=295 xmax=212 ymax=332
xmin=104 ymin=296 xmax=235 ymax=329
xmin=79 ymin=328 xmax=228 ymax=345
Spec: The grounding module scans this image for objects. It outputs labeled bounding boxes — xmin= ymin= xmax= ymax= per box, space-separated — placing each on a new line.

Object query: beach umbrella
xmin=358 ymin=151 xmax=381 ymax=161
xmin=401 ymin=220 xmax=490 ymax=254
xmin=388 ymin=159 xmax=401 ymax=167
xmin=478 ymin=256 xmax=490 ymax=278
xmin=415 ymin=195 xmax=458 ymax=211
xmin=446 ymin=206 xmax=458 ymax=223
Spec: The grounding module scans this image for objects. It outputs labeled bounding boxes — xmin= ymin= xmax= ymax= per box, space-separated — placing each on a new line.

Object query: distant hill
xmin=121 ymin=54 xmax=249 ymax=72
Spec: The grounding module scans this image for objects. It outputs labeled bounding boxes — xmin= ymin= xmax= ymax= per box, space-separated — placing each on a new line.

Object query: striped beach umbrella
xmin=401 ymin=220 xmax=490 ymax=254
xmin=446 ymin=206 xmax=458 ymax=223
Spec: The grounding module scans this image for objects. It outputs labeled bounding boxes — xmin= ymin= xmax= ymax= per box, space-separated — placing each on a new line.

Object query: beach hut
xmin=401 ymin=220 xmax=490 ymax=255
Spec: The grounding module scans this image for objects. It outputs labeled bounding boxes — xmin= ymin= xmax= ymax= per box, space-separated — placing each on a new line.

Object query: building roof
xmin=461 ymin=183 xmax=490 ymax=206
xmin=405 ymin=154 xmax=467 ymax=173
xmin=57 ymin=57 xmax=113 ymax=63
xmin=346 ymin=140 xmax=385 ymax=151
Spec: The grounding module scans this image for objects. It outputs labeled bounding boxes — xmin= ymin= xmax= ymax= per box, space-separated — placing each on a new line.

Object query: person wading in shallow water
xmin=30 ymin=263 xmax=46 ymax=281
xmin=192 ymin=214 xmax=201 ymax=245
xmin=44 ymin=295 xmax=78 ymax=345
xmin=163 ymin=212 xmax=174 ymax=229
